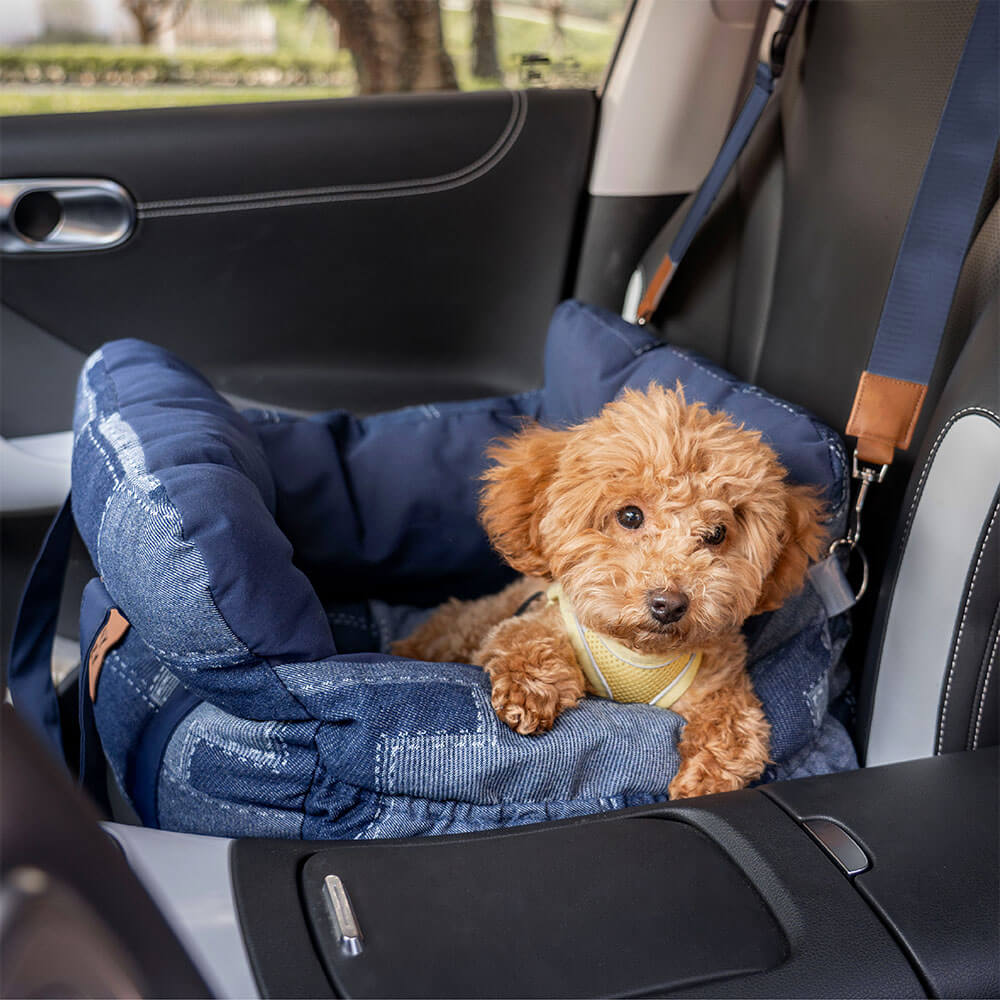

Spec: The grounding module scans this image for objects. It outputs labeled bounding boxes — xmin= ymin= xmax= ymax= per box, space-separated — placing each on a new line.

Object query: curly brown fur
xmin=393 ymin=384 xmax=827 ymax=798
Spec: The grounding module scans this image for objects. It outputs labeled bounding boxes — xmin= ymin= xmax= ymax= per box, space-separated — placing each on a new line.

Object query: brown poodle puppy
xmin=393 ymin=384 xmax=827 ymax=799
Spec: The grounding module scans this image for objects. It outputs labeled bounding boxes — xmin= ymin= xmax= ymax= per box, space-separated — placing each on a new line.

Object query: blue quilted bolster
xmin=71 ymin=303 xmax=847 ymax=724
xmin=70 ymin=301 xmax=856 ymax=839
xmin=72 ymin=340 xmax=334 ymax=720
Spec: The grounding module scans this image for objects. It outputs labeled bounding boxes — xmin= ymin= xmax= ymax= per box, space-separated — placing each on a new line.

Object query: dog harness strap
xmin=546 ymin=585 xmax=701 ymax=709
xmin=846 ymin=0 xmax=999 ymax=467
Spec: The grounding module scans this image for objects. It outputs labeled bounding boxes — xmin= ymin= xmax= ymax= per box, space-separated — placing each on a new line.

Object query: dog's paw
xmin=668 ymin=766 xmax=750 ymax=800
xmin=490 ymin=672 xmax=566 ymax=735
xmin=668 ymin=747 xmax=767 ymax=799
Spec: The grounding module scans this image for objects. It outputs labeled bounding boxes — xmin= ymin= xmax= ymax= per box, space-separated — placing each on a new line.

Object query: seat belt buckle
xmin=763 ymin=0 xmax=807 ymax=78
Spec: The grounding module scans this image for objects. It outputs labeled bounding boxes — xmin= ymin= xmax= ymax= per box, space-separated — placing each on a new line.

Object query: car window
xmin=0 ymin=0 xmax=631 ymax=116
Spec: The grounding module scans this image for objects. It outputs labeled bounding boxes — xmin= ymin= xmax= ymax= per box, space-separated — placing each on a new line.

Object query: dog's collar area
xmin=545 ymin=584 xmax=702 ymax=709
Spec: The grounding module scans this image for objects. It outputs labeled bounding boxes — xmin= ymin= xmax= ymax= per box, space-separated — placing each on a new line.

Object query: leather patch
xmin=636 ymin=255 xmax=675 ymax=324
xmin=88 ymin=608 xmax=130 ymax=703
xmin=846 ymin=371 xmax=927 ymax=465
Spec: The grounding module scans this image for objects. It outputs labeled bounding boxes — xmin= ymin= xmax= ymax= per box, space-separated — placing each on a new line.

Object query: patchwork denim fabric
xmin=72 ymin=301 xmax=855 ymax=840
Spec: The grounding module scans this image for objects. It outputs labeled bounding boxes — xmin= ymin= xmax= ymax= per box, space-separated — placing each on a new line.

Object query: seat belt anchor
xmin=765 ymin=0 xmax=807 ymax=79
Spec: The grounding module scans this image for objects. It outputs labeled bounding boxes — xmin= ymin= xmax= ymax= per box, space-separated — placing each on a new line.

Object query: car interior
xmin=1 ymin=0 xmax=998 ymax=997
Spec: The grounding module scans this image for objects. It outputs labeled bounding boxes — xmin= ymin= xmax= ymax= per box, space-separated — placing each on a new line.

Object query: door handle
xmin=1 ymin=179 xmax=135 ymax=253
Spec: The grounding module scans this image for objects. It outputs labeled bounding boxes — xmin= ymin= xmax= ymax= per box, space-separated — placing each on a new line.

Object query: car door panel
xmin=1 ymin=88 xmax=596 ymax=422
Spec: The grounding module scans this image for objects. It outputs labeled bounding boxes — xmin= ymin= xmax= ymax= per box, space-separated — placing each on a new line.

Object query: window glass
xmin=0 ymin=0 xmax=631 ymax=115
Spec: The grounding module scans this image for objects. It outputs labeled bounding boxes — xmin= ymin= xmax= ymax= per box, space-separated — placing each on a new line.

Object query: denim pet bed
xmin=69 ymin=301 xmax=855 ymax=840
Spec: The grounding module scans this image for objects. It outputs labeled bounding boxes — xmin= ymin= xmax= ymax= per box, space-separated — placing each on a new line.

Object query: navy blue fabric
xmin=7 ymin=496 xmax=73 ymax=759
xmin=130 ymin=684 xmax=200 ymax=827
xmin=53 ymin=301 xmax=857 ymax=838
xmin=867 ymin=0 xmax=999 ymax=384
xmin=72 ymin=344 xmax=329 ymax=720
xmin=669 ymin=62 xmax=774 ymax=267
xmin=542 ymin=302 xmax=844 ymax=505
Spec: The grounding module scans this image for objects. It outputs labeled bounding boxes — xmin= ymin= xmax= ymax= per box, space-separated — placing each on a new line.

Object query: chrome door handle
xmin=1 ymin=179 xmax=135 ymax=253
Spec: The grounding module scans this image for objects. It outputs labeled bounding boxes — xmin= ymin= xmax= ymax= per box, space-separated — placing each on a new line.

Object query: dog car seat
xmin=66 ymin=300 xmax=854 ymax=839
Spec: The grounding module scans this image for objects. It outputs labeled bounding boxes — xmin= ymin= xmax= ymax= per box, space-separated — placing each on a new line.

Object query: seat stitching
xmin=138 ymin=91 xmax=526 ymax=219
xmin=936 ymin=493 xmax=1000 ymax=753
xmin=969 ymin=603 xmax=1000 ymax=749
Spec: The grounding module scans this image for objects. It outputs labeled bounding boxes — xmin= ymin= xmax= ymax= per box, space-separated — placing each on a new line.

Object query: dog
xmin=392 ymin=384 xmax=827 ymax=799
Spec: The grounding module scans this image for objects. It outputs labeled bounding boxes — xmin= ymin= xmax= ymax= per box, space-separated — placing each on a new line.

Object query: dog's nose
xmin=648 ymin=590 xmax=689 ymax=625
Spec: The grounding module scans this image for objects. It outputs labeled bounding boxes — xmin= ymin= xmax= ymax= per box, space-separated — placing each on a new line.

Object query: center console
xmin=216 ymin=749 xmax=997 ymax=998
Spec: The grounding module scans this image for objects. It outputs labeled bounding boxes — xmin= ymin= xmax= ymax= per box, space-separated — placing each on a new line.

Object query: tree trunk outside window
xmin=316 ymin=0 xmax=458 ymax=95
xmin=471 ymin=0 xmax=502 ymax=81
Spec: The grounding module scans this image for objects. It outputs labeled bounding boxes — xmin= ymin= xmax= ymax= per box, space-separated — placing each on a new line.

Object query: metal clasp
xmin=828 ymin=451 xmax=889 ymax=602
xmin=846 ymin=452 xmax=888 ymax=548
xmin=761 ymin=0 xmax=807 ymax=79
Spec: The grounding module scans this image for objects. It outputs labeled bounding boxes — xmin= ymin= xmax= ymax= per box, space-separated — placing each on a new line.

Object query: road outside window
xmin=0 ymin=0 xmax=631 ymax=115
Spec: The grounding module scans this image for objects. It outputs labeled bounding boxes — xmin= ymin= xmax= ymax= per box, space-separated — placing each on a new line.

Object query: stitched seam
xmin=969 ymin=604 xmax=1000 ymax=749
xmin=848 ymin=378 xmax=926 ymax=444
xmin=358 ymin=738 xmax=386 ymax=839
xmin=867 ymin=408 xmax=1000 ymax=713
xmin=88 ymin=460 xmax=247 ymax=661
xmin=298 ymin=720 xmax=325 ymax=839
xmin=900 ymin=409 xmax=1000 ymax=554
xmin=140 ymin=90 xmax=521 ymax=209
xmin=138 ymin=91 xmax=526 ymax=219
xmin=972 ymin=626 xmax=999 ymax=749
xmin=103 ymin=650 xmax=157 ymax=709
xmin=937 ymin=496 xmax=1000 ymax=753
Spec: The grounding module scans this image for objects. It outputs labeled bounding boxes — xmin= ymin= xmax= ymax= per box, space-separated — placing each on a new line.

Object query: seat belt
xmin=637 ymin=0 xmax=998 ymax=594
xmin=845 ymin=0 xmax=999 ymax=470
xmin=836 ymin=0 xmax=998 ymax=581
xmin=635 ymin=0 xmax=807 ymax=326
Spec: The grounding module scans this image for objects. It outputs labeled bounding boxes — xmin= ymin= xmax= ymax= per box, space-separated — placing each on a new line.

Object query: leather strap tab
xmin=88 ymin=608 xmax=130 ymax=702
xmin=846 ymin=371 xmax=927 ymax=465
xmin=636 ymin=256 xmax=675 ymax=324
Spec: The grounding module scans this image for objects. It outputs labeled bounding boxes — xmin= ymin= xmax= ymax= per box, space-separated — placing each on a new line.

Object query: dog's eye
xmin=702 ymin=524 xmax=727 ymax=546
xmin=616 ymin=506 xmax=644 ymax=530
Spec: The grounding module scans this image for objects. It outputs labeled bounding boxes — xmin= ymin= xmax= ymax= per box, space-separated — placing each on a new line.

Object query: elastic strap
xmin=130 ymin=686 xmax=201 ymax=827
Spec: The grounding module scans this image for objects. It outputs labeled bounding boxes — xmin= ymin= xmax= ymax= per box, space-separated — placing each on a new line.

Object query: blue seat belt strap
xmin=7 ymin=495 xmax=74 ymax=760
xmin=636 ymin=0 xmax=807 ymax=325
xmin=845 ymin=0 xmax=999 ymax=467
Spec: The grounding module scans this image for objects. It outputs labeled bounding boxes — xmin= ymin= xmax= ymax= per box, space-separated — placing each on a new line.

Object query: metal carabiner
xmin=829 ymin=451 xmax=888 ymax=603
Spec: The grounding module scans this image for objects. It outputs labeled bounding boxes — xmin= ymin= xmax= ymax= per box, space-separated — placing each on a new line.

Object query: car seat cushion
xmin=72 ymin=300 xmax=855 ymax=839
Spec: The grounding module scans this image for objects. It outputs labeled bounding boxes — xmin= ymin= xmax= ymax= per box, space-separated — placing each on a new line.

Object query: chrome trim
xmin=1 ymin=179 xmax=135 ymax=254
xmin=323 ymin=875 xmax=364 ymax=957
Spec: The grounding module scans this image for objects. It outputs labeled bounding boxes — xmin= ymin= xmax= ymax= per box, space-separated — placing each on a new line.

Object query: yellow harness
xmin=546 ymin=584 xmax=701 ymax=709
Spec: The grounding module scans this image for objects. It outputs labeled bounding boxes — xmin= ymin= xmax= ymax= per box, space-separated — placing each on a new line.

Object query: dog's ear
xmin=754 ymin=484 xmax=827 ymax=613
xmin=480 ymin=423 xmax=563 ymax=577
